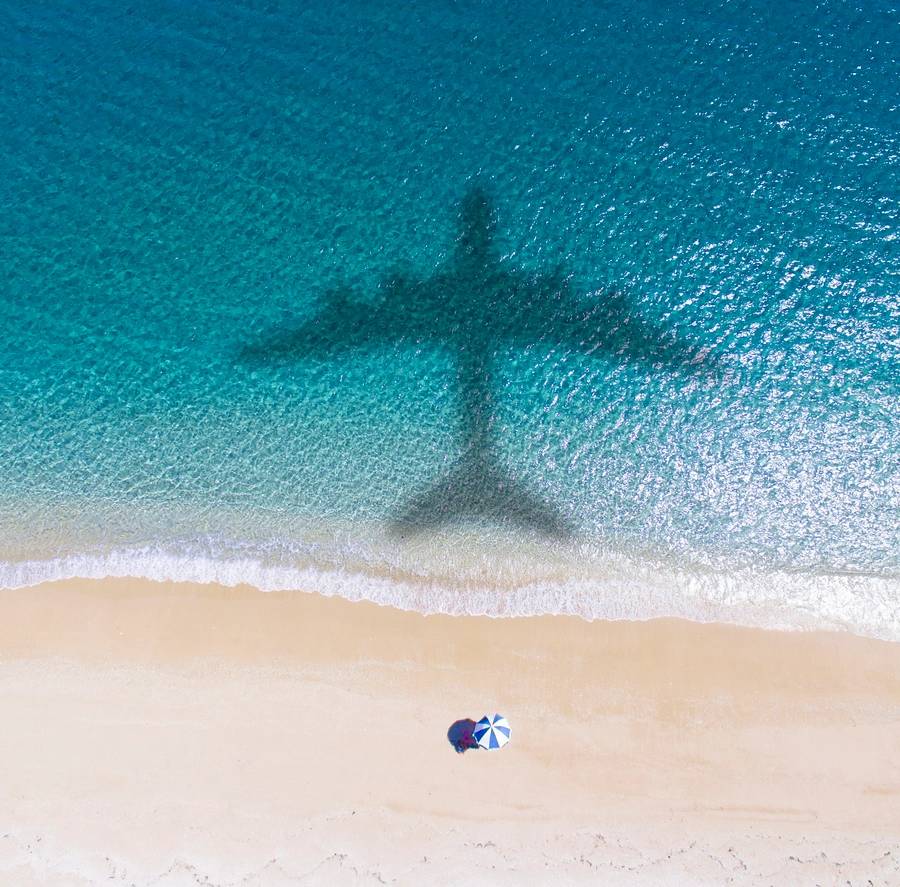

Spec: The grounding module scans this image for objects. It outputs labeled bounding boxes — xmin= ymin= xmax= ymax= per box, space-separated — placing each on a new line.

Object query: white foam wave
xmin=1 ymin=544 xmax=898 ymax=642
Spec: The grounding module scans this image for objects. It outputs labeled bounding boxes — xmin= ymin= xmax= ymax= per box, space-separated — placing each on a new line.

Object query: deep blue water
xmin=1 ymin=0 xmax=897 ymax=632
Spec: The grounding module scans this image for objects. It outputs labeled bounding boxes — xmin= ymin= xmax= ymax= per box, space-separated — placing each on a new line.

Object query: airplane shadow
xmin=241 ymin=185 xmax=716 ymax=539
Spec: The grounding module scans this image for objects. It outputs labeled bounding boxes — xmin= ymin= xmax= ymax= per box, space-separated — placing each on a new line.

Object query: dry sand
xmin=1 ymin=578 xmax=899 ymax=885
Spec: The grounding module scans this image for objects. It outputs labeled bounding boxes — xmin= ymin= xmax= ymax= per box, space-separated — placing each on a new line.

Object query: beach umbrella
xmin=474 ymin=713 xmax=511 ymax=750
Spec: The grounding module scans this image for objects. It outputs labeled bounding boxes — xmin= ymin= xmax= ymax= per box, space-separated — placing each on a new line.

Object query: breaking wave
xmin=2 ymin=539 xmax=898 ymax=642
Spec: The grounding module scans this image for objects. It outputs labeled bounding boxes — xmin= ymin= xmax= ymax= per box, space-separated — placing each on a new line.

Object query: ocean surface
xmin=2 ymin=0 xmax=898 ymax=637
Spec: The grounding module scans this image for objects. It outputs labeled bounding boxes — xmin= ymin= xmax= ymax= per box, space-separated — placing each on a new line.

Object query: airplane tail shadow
xmin=388 ymin=448 xmax=574 ymax=539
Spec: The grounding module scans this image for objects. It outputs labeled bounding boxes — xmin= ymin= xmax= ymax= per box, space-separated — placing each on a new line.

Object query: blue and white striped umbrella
xmin=474 ymin=713 xmax=511 ymax=750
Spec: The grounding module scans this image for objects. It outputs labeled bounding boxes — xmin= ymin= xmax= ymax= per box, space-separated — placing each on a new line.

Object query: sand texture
xmin=1 ymin=579 xmax=899 ymax=885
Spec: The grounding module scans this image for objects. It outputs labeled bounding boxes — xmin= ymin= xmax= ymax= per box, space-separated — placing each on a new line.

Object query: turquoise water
xmin=1 ymin=0 xmax=898 ymax=635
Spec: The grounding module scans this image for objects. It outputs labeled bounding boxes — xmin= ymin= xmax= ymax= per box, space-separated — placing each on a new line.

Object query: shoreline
xmin=2 ymin=578 xmax=899 ymax=884
xmin=2 ymin=545 xmax=898 ymax=640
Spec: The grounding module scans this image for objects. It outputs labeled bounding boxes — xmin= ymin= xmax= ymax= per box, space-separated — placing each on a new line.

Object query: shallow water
xmin=1 ymin=0 xmax=898 ymax=636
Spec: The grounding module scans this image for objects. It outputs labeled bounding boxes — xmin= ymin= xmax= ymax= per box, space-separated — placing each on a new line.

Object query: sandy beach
xmin=0 ymin=579 xmax=898 ymax=885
